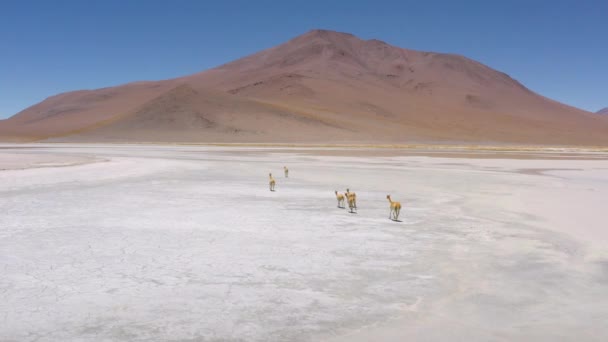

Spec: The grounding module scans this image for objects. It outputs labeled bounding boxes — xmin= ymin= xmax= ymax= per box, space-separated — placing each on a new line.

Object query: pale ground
xmin=1 ymin=144 xmax=607 ymax=341
xmin=0 ymin=151 xmax=103 ymax=170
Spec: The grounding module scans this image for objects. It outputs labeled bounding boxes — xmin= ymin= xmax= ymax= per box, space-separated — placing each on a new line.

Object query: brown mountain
xmin=597 ymin=108 xmax=608 ymax=115
xmin=1 ymin=29 xmax=607 ymax=145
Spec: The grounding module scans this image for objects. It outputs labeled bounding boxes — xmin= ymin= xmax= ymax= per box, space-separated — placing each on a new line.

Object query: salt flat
xmin=1 ymin=144 xmax=607 ymax=341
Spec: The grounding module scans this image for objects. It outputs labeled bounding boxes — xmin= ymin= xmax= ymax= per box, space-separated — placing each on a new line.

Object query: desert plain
xmin=1 ymin=144 xmax=607 ymax=341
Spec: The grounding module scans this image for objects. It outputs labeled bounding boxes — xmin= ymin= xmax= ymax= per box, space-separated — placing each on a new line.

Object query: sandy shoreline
xmin=1 ymin=144 xmax=607 ymax=341
xmin=3 ymin=142 xmax=608 ymax=160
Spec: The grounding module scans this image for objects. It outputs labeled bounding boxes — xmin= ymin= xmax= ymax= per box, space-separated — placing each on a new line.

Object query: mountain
xmin=1 ymin=29 xmax=607 ymax=145
xmin=597 ymin=108 xmax=608 ymax=115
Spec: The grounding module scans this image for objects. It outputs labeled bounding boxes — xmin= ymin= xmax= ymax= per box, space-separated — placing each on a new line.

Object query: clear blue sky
xmin=1 ymin=0 xmax=607 ymax=118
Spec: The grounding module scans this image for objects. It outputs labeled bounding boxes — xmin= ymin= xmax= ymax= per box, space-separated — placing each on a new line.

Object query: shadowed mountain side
xmin=0 ymin=81 xmax=176 ymax=141
xmin=2 ymin=29 xmax=608 ymax=145
xmin=53 ymin=84 xmax=356 ymax=143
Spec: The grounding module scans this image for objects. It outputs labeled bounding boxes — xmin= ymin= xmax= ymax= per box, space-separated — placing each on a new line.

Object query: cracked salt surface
xmin=1 ymin=145 xmax=607 ymax=341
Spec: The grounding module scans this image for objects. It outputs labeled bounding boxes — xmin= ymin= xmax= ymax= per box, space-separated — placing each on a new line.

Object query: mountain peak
xmin=283 ymin=29 xmax=360 ymax=49
xmin=215 ymin=29 xmax=525 ymax=92
xmin=300 ymin=29 xmax=356 ymax=39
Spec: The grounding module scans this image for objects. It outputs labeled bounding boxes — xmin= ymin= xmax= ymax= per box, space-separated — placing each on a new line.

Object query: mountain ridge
xmin=1 ymin=29 xmax=607 ymax=145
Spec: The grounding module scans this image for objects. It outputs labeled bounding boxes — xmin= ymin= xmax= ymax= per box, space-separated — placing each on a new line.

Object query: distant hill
xmin=597 ymin=108 xmax=608 ymax=115
xmin=1 ymin=29 xmax=608 ymax=145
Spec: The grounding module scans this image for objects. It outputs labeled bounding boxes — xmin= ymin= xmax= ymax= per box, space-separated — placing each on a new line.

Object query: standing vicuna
xmin=284 ymin=166 xmax=289 ymax=178
xmin=345 ymin=189 xmax=357 ymax=213
xmin=335 ymin=191 xmax=345 ymax=208
xmin=345 ymin=188 xmax=357 ymax=211
xmin=386 ymin=195 xmax=401 ymax=221
xmin=269 ymin=173 xmax=276 ymax=191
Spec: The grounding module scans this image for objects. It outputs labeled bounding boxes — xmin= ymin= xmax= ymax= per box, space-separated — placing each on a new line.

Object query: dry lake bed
xmin=1 ymin=144 xmax=607 ymax=341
